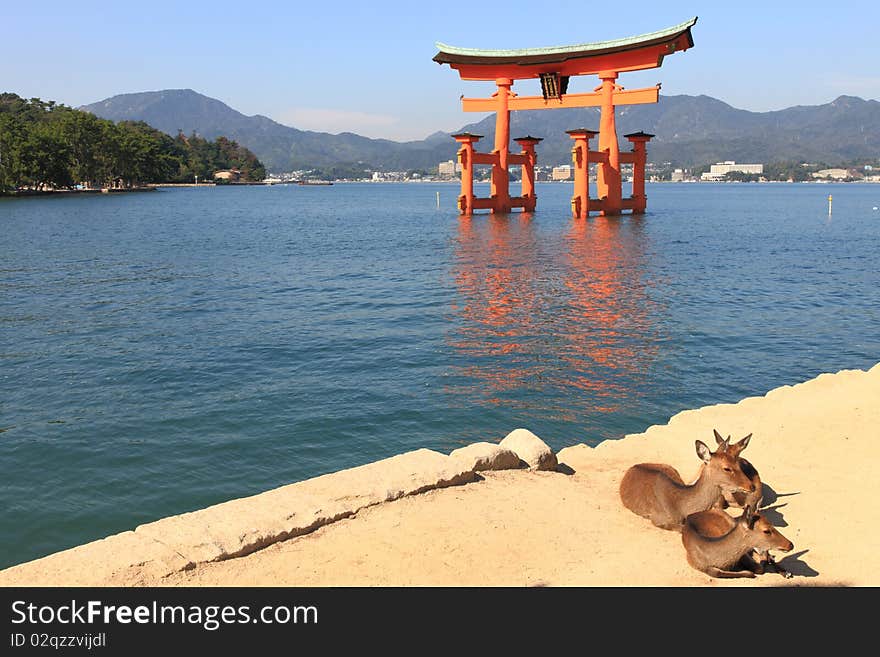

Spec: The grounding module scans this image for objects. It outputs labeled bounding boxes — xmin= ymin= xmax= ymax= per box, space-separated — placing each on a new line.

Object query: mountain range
xmin=80 ymin=89 xmax=880 ymax=173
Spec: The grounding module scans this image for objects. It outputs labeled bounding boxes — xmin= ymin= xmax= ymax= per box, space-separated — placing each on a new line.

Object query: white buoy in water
xmin=873 ymin=206 xmax=878 ymax=211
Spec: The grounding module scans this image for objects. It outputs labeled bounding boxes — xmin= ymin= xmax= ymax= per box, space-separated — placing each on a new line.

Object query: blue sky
xmin=3 ymin=1 xmax=878 ymax=140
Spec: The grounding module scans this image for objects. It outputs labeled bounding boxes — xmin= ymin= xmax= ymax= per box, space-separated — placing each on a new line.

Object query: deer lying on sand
xmin=619 ymin=434 xmax=755 ymax=530
xmin=682 ymin=505 xmax=793 ymax=578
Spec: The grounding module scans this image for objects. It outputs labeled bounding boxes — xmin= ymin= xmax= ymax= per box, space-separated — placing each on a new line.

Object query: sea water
xmin=1 ymin=181 xmax=878 ymax=568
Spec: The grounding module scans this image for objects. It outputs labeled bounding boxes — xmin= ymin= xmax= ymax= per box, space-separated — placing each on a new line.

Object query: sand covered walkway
xmin=3 ymin=362 xmax=878 ymax=587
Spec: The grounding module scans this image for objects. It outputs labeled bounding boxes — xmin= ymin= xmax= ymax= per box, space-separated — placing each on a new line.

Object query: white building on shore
xmin=701 ymin=161 xmax=763 ymax=181
xmin=551 ymin=165 xmax=572 ymax=181
xmin=437 ymin=160 xmax=462 ymax=178
xmin=811 ymin=168 xmax=853 ymax=180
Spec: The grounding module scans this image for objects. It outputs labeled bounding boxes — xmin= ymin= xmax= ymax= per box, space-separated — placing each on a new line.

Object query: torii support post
xmin=514 ymin=136 xmax=542 ymax=212
xmin=625 ymin=131 xmax=654 ymax=214
xmin=566 ymin=129 xmax=598 ymax=219
xmin=491 ymin=77 xmax=514 ymax=213
xmin=452 ymin=132 xmax=482 ymax=215
xmin=596 ymin=71 xmax=623 ymax=216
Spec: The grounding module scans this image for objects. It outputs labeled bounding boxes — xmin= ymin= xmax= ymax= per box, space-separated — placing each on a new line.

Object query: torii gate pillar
xmin=514 ymin=136 xmax=542 ymax=212
xmin=597 ymin=72 xmax=622 ymax=215
xmin=491 ymin=78 xmax=513 ymax=213
xmin=567 ymin=129 xmax=597 ymax=220
xmin=452 ymin=132 xmax=482 ymax=215
xmin=625 ymin=131 xmax=654 ymax=214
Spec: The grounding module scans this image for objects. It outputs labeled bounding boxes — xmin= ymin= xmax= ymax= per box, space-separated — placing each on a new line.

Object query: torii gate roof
xmin=434 ymin=17 xmax=697 ymax=79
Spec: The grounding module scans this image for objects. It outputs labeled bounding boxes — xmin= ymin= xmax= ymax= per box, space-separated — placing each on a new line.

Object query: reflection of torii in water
xmin=562 ymin=217 xmax=661 ymax=407
xmin=448 ymin=215 xmax=662 ymax=417
xmin=433 ymin=17 xmax=697 ymax=217
xmin=449 ymin=215 xmax=540 ymax=405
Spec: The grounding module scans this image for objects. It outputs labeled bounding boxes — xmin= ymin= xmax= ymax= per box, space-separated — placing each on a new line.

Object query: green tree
xmin=56 ymin=110 xmax=107 ymax=186
xmin=19 ymin=121 xmax=72 ymax=189
xmin=724 ymin=171 xmax=761 ymax=183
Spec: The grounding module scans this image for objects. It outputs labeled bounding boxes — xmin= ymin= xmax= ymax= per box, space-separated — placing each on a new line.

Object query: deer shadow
xmin=754 ymin=485 xmax=817 ymax=579
xmin=757 ymin=482 xmax=800 ymax=508
xmin=759 ymin=502 xmax=789 ymax=527
xmin=773 ymin=549 xmax=819 ymax=578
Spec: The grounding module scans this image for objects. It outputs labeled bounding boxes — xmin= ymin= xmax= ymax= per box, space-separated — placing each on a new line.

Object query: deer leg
xmin=706 ymin=566 xmax=756 ymax=579
xmin=765 ymin=554 xmax=793 ymax=579
xmin=738 ymin=553 xmax=765 ymax=575
xmin=737 ymin=551 xmax=792 ymax=579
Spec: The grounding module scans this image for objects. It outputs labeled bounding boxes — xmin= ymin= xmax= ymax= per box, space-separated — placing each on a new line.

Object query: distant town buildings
xmin=260 ymin=157 xmax=879 ymax=185
xmin=437 ymin=160 xmax=462 ymax=178
xmin=551 ymin=165 xmax=572 ymax=181
xmin=700 ymin=161 xmax=763 ymax=181
xmin=370 ymin=171 xmax=423 ymax=182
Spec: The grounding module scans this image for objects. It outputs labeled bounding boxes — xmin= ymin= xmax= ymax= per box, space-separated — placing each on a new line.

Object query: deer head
xmin=738 ymin=503 xmax=793 ymax=553
xmin=696 ymin=439 xmax=755 ymax=495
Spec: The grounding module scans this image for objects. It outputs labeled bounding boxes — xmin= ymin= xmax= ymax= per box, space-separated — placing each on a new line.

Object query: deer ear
xmin=741 ymin=503 xmax=757 ymax=529
xmin=696 ymin=440 xmax=712 ymax=463
xmin=713 ymin=429 xmax=724 ymax=445
xmin=737 ymin=433 xmax=752 ymax=452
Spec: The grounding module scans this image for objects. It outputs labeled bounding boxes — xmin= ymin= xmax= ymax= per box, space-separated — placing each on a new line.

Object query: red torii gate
xmin=433 ymin=17 xmax=697 ymax=217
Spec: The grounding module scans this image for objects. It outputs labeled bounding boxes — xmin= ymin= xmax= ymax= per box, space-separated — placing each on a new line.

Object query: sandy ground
xmin=158 ymin=362 xmax=879 ymax=587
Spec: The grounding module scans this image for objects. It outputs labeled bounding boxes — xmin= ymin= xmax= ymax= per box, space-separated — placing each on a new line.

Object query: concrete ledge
xmin=135 ymin=448 xmax=476 ymax=565
xmin=0 ymin=531 xmax=191 ymax=587
xmin=0 ymin=448 xmax=476 ymax=586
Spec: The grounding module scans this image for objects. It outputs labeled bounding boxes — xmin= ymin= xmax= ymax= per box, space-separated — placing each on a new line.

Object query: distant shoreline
xmin=150 ymin=181 xmax=270 ymax=188
xmin=0 ymin=182 xmax=274 ymax=197
xmin=4 ymin=179 xmax=877 ymax=199
xmin=1 ymin=187 xmax=157 ymax=198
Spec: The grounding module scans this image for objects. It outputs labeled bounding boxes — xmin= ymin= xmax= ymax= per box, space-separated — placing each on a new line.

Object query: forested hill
xmin=80 ymin=89 xmax=449 ymax=174
xmin=81 ymin=89 xmax=880 ymax=172
xmin=0 ymin=93 xmax=265 ymax=193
